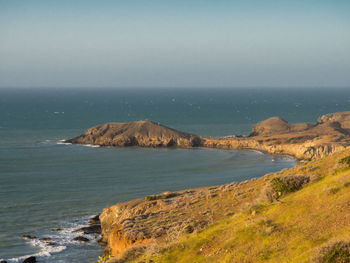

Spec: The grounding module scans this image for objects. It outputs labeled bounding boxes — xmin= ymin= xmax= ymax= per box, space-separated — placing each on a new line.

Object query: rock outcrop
xmin=66 ymin=120 xmax=202 ymax=148
xmin=99 ymin=183 xmax=259 ymax=258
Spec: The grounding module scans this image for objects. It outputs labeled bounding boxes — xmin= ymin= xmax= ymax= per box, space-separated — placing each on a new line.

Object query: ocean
xmin=1 ymin=87 xmax=349 ymax=262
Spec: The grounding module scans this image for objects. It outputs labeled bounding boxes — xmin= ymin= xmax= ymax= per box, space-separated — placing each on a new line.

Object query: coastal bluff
xmin=204 ymin=111 xmax=350 ymax=161
xmin=67 ymin=111 xmax=350 ymax=161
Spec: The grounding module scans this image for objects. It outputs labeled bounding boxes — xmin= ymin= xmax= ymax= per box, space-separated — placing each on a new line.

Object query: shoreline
xmin=2 ymin=145 xmax=294 ymax=263
xmin=66 ymin=111 xmax=350 ymax=262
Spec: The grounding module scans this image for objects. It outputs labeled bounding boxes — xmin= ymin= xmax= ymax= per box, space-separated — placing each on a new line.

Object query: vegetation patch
xmin=145 ymin=193 xmax=178 ymax=201
xmin=329 ymin=187 xmax=340 ymax=195
xmin=270 ymin=175 xmax=310 ymax=199
xmin=317 ymin=241 xmax=350 ymax=263
xmin=339 ymin=156 xmax=350 ymax=166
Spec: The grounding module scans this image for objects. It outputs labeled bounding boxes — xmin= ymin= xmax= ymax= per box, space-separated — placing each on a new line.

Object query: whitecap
xmin=57 ymin=140 xmax=72 ymax=145
xmin=82 ymin=144 xmax=100 ymax=148
xmin=2 ymin=214 xmax=100 ymax=263
xmin=3 ymin=241 xmax=66 ymax=263
xmin=250 ymin=150 xmax=264 ymax=155
xmin=220 ymin=135 xmax=236 ymax=138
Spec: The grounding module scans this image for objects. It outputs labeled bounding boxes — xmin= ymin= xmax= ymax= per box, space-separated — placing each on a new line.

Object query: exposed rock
xmin=22 ymin=257 xmax=36 ymax=263
xmin=89 ymin=214 xmax=100 ymax=225
xmin=204 ymin=111 xmax=350 ymax=160
xmin=45 ymin=242 xmax=56 ymax=246
xmin=39 ymin=237 xmax=52 ymax=241
xmin=73 ymin=224 xmax=101 ymax=234
xmin=65 ymin=120 xmax=202 ymax=148
xmin=73 ymin=236 xmax=90 ymax=242
xmin=0 ymin=260 xmax=8 ymax=263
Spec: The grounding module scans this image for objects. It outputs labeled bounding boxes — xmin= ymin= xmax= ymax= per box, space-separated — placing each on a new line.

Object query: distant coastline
xmin=66 ymin=111 xmax=350 ymax=161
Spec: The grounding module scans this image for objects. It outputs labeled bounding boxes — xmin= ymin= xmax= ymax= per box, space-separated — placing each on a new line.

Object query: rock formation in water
xmin=66 ymin=120 xmax=202 ymax=148
xmin=67 ymin=111 xmax=350 ymax=161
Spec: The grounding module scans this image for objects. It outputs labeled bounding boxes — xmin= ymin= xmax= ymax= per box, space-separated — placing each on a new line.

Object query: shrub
xmin=94 ymin=255 xmax=111 ymax=263
xmin=184 ymin=225 xmax=194 ymax=234
xmin=270 ymin=175 xmax=310 ymax=199
xmin=145 ymin=192 xmax=178 ymax=201
xmin=318 ymin=241 xmax=350 ymax=263
xmin=329 ymin=187 xmax=340 ymax=194
xmin=339 ymin=156 xmax=350 ymax=166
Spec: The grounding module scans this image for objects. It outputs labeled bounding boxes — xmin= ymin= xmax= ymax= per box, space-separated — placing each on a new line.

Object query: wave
xmin=82 ymin=144 xmax=100 ymax=148
xmin=57 ymin=140 xmax=100 ymax=148
xmin=249 ymin=149 xmax=264 ymax=155
xmin=1 ymin=215 xmax=99 ymax=263
xmin=57 ymin=139 xmax=72 ymax=145
xmin=1 ymin=242 xmax=66 ymax=263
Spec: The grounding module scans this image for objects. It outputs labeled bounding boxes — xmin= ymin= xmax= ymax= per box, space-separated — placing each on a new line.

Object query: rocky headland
xmin=203 ymin=111 xmax=350 ymax=161
xmin=66 ymin=111 xmax=350 ymax=262
xmin=67 ymin=111 xmax=350 ymax=161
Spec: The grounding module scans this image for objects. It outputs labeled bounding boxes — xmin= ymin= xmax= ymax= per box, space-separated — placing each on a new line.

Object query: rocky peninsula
xmin=66 ymin=111 xmax=350 ymax=262
xmin=67 ymin=111 xmax=350 ymax=161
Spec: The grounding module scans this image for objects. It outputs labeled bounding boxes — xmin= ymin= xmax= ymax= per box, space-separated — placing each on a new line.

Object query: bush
xmin=329 ymin=187 xmax=340 ymax=195
xmin=145 ymin=192 xmax=178 ymax=201
xmin=339 ymin=156 xmax=350 ymax=166
xmin=318 ymin=241 xmax=350 ymax=263
xmin=270 ymin=175 xmax=310 ymax=199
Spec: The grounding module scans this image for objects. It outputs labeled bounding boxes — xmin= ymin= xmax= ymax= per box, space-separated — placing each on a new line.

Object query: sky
xmin=0 ymin=0 xmax=349 ymax=88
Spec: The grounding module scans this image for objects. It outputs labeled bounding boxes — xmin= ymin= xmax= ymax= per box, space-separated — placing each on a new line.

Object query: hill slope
xmin=66 ymin=120 xmax=202 ymax=147
xmin=101 ymin=147 xmax=350 ymax=263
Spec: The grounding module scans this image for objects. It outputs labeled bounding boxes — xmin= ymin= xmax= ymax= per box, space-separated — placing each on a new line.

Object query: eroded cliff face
xmin=203 ymin=136 xmax=347 ymax=161
xmin=99 ymin=181 xmax=269 ymax=259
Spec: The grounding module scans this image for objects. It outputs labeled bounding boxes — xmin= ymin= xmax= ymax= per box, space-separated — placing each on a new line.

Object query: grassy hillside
xmin=123 ymin=148 xmax=350 ymax=263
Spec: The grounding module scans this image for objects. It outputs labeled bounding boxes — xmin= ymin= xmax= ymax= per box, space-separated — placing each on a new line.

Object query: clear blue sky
xmin=0 ymin=0 xmax=349 ymax=88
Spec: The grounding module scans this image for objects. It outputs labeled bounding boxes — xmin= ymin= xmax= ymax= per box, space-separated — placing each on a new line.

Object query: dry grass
xmin=123 ymin=148 xmax=350 ymax=263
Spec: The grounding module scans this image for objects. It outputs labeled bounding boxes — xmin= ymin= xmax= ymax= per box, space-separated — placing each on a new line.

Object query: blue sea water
xmin=0 ymin=87 xmax=349 ymax=262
